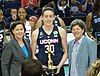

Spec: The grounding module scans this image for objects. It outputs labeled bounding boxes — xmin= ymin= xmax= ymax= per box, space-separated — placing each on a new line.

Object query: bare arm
xmin=3 ymin=26 xmax=7 ymax=43
xmin=56 ymin=26 xmax=68 ymax=74
xmin=82 ymin=0 xmax=87 ymax=12
xmin=35 ymin=19 xmax=42 ymax=29
xmin=86 ymin=12 xmax=93 ymax=38
xmin=31 ymin=29 xmax=39 ymax=59
xmin=58 ymin=17 xmax=67 ymax=33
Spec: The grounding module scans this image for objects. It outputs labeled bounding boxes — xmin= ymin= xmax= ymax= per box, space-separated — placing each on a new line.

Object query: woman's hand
xmin=55 ymin=65 xmax=61 ymax=74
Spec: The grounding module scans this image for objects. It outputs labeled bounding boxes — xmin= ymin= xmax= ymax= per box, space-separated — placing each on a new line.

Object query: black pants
xmin=48 ymin=66 xmax=65 ymax=76
xmin=54 ymin=67 xmax=65 ymax=76
xmin=97 ymin=45 xmax=100 ymax=58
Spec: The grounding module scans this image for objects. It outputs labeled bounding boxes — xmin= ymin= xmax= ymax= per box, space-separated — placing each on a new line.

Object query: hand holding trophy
xmin=47 ymin=41 xmax=57 ymax=76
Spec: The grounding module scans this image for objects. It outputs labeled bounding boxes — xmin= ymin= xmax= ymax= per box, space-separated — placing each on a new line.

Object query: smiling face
xmin=60 ymin=0 xmax=67 ymax=6
xmin=18 ymin=8 xmax=27 ymax=20
xmin=42 ymin=10 xmax=55 ymax=26
xmin=72 ymin=25 xmax=84 ymax=41
xmin=12 ymin=24 xmax=25 ymax=40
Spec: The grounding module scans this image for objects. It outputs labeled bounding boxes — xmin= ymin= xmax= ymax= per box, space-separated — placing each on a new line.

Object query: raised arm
xmin=86 ymin=12 xmax=94 ymax=38
xmin=58 ymin=17 xmax=67 ymax=32
xmin=82 ymin=0 xmax=88 ymax=12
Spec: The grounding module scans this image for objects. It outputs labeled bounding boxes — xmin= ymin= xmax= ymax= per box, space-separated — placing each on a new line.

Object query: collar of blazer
xmin=11 ymin=38 xmax=31 ymax=59
xmin=70 ymin=36 xmax=87 ymax=62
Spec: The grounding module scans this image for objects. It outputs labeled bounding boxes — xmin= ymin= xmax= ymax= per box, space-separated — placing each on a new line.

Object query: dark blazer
xmin=1 ymin=38 xmax=32 ymax=76
xmin=68 ymin=36 xmax=97 ymax=76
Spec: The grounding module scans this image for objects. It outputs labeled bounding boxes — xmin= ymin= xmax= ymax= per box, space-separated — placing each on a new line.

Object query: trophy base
xmin=48 ymin=66 xmax=57 ymax=74
xmin=43 ymin=65 xmax=57 ymax=76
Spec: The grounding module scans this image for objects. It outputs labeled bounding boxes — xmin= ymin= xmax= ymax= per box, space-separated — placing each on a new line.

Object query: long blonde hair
xmin=87 ymin=59 xmax=100 ymax=76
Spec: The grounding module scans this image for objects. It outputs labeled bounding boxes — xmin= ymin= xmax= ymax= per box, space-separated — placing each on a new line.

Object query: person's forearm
xmin=82 ymin=0 xmax=87 ymax=11
xmin=58 ymin=53 xmax=67 ymax=68
xmin=3 ymin=28 xmax=7 ymax=43
xmin=33 ymin=55 xmax=38 ymax=60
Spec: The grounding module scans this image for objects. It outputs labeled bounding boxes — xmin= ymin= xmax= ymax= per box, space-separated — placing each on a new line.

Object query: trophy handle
xmin=48 ymin=41 xmax=53 ymax=69
xmin=47 ymin=41 xmax=57 ymax=76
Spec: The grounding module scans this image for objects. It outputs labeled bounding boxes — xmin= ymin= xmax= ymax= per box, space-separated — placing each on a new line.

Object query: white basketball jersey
xmin=24 ymin=20 xmax=32 ymax=41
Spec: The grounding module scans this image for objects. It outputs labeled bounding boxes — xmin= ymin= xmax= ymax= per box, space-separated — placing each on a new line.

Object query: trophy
xmin=47 ymin=41 xmax=57 ymax=76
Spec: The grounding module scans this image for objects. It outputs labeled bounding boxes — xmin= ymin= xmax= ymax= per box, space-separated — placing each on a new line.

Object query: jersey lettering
xmin=40 ymin=38 xmax=58 ymax=44
xmin=0 ymin=34 xmax=3 ymax=42
xmin=44 ymin=44 xmax=54 ymax=54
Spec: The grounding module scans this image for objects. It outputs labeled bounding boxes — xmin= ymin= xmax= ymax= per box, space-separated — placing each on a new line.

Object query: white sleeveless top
xmin=24 ymin=20 xmax=32 ymax=42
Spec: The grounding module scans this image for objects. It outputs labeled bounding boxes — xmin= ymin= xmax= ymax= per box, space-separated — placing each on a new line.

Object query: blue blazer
xmin=68 ymin=36 xmax=97 ymax=76
xmin=1 ymin=38 xmax=32 ymax=76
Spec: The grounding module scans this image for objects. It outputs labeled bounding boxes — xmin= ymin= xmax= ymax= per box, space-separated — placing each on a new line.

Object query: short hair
xmin=42 ymin=7 xmax=55 ymax=15
xmin=70 ymin=19 xmax=86 ymax=34
xmin=21 ymin=59 xmax=43 ymax=76
xmin=10 ymin=21 xmax=26 ymax=36
xmin=10 ymin=8 xmax=17 ymax=13
xmin=87 ymin=59 xmax=100 ymax=76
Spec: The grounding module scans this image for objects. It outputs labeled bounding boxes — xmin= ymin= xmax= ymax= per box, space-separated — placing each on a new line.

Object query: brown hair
xmin=42 ymin=7 xmax=55 ymax=15
xmin=70 ymin=19 xmax=86 ymax=35
xmin=10 ymin=21 xmax=26 ymax=36
xmin=21 ymin=59 xmax=43 ymax=76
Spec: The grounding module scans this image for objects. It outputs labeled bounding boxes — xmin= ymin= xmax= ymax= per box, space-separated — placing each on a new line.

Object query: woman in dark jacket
xmin=1 ymin=21 xmax=32 ymax=76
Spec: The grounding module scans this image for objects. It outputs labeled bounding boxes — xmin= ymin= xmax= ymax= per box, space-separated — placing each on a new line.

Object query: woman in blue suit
xmin=1 ymin=21 xmax=32 ymax=76
xmin=68 ymin=19 xmax=97 ymax=76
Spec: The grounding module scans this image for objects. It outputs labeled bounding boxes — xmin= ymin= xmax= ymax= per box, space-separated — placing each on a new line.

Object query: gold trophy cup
xmin=47 ymin=41 xmax=57 ymax=76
